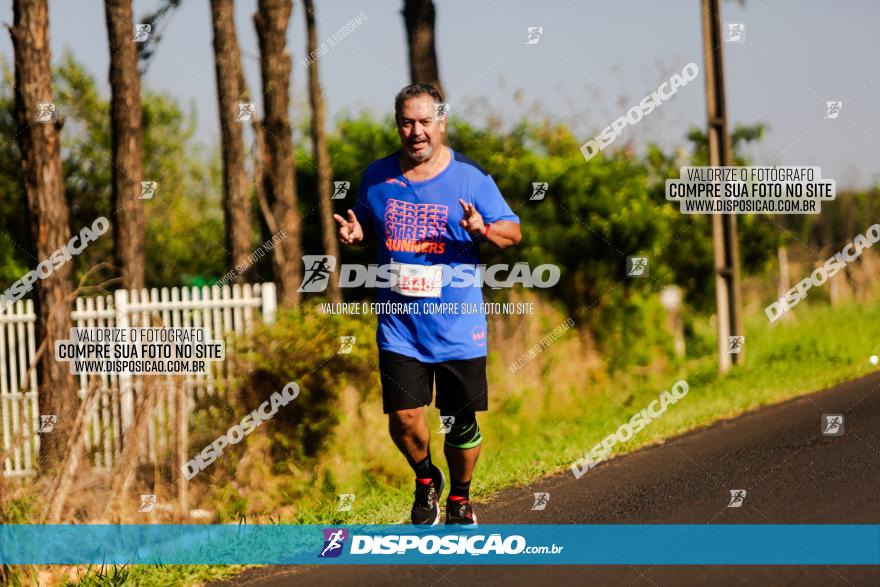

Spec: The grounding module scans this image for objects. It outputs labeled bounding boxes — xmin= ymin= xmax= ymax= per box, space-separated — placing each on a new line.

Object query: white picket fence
xmin=0 ymin=282 xmax=277 ymax=478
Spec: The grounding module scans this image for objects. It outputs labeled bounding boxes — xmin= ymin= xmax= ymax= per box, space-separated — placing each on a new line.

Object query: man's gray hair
xmin=394 ymin=83 xmax=443 ymax=124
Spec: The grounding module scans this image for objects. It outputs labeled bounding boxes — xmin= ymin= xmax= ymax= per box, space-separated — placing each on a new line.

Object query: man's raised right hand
xmin=333 ymin=209 xmax=365 ymax=245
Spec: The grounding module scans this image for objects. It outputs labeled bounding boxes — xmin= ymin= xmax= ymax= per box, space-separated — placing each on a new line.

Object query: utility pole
xmin=701 ymin=0 xmax=744 ymax=371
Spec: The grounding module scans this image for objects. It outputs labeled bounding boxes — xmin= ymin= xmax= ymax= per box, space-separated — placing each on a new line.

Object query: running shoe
xmin=445 ymin=497 xmax=478 ymax=526
xmin=411 ymin=465 xmax=445 ymax=524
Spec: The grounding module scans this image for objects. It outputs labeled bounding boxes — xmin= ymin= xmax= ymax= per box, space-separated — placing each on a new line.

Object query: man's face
xmin=397 ymin=94 xmax=445 ymax=162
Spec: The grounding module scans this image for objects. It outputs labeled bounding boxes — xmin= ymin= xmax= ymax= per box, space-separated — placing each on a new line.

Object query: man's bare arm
xmin=458 ymin=199 xmax=522 ymax=249
xmin=482 ymin=220 xmax=521 ymax=249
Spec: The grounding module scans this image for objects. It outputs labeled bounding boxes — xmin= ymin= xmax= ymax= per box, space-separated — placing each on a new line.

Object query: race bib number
xmin=391 ymin=261 xmax=442 ymax=298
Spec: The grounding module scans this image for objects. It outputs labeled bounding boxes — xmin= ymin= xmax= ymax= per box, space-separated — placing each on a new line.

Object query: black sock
xmin=449 ymin=479 xmax=470 ymax=500
xmin=412 ymin=453 xmax=432 ymax=480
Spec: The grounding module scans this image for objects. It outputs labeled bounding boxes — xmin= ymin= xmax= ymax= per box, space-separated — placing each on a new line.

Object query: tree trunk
xmin=236 ymin=69 xmax=285 ymax=258
xmin=304 ymin=0 xmax=341 ymax=303
xmin=10 ymin=0 xmax=79 ymax=470
xmin=255 ymin=0 xmax=302 ymax=307
xmin=402 ymin=0 xmax=443 ymax=96
xmin=105 ymin=0 xmax=146 ymax=290
xmin=209 ymin=0 xmax=254 ymax=283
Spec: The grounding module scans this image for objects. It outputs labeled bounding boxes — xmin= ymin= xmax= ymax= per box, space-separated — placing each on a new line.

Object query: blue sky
xmin=1 ymin=0 xmax=877 ymax=188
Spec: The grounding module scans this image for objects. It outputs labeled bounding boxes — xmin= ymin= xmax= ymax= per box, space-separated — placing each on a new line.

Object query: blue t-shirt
xmin=353 ymin=148 xmax=520 ymax=363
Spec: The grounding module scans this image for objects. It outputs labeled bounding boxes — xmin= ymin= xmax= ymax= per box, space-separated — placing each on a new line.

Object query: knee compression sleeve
xmin=442 ymin=412 xmax=482 ymax=449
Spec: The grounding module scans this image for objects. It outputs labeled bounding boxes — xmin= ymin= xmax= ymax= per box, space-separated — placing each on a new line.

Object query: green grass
xmin=316 ymin=298 xmax=880 ymax=521
xmin=481 ymin=299 xmax=880 ymax=494
xmin=65 ymin=297 xmax=879 ymax=586
xmin=64 ymin=564 xmax=244 ymax=587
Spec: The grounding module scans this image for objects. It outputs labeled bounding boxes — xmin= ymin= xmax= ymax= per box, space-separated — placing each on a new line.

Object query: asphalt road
xmin=216 ymin=372 xmax=880 ymax=586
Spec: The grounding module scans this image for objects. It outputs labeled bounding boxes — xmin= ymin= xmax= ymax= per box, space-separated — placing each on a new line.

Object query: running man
xmin=333 ymin=83 xmax=521 ymax=525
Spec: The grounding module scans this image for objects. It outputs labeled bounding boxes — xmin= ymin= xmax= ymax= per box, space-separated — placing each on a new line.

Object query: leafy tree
xmin=0 ymin=59 xmax=31 ymax=287
xmin=3 ymin=55 xmax=226 ymax=289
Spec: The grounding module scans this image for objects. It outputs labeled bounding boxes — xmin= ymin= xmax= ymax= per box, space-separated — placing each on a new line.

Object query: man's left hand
xmin=458 ymin=198 xmax=485 ymax=235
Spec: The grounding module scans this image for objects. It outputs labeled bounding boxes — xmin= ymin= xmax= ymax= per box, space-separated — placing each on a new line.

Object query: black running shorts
xmin=378 ymin=350 xmax=488 ymax=414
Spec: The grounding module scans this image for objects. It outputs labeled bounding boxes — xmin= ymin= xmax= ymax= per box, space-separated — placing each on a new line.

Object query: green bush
xmin=227 ymin=304 xmax=376 ymax=465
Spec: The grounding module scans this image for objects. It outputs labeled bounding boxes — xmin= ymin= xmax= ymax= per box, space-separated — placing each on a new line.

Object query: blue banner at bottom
xmin=0 ymin=524 xmax=878 ymax=565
